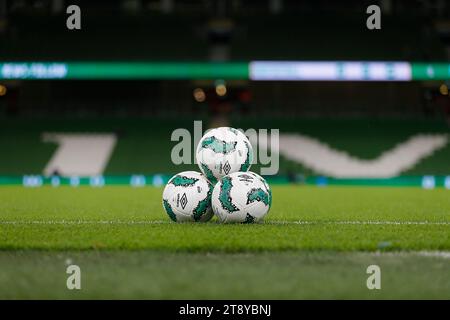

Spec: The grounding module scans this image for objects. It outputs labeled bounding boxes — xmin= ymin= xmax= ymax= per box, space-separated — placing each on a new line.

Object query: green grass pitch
xmin=0 ymin=185 xmax=449 ymax=299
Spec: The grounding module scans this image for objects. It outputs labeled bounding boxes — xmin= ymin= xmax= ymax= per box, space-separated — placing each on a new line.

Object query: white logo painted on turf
xmin=366 ymin=265 xmax=381 ymax=290
xmin=66 ymin=264 xmax=81 ymax=290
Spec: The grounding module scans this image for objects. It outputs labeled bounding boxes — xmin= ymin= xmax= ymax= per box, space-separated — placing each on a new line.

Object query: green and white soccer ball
xmin=211 ymin=171 xmax=272 ymax=223
xmin=196 ymin=127 xmax=253 ymax=185
xmin=162 ymin=171 xmax=214 ymax=222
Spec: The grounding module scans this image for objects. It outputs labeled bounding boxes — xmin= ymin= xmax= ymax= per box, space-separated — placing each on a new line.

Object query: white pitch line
xmin=415 ymin=251 xmax=450 ymax=259
xmin=371 ymin=251 xmax=450 ymax=260
xmin=0 ymin=220 xmax=449 ymax=225
xmin=267 ymin=220 xmax=450 ymax=226
xmin=0 ymin=220 xmax=170 ymax=225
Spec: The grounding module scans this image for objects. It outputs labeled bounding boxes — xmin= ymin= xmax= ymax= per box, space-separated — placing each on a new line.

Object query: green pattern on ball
xmin=258 ymin=177 xmax=272 ymax=208
xmin=267 ymin=187 xmax=272 ymax=208
xmin=163 ymin=199 xmax=177 ymax=222
xmin=246 ymin=188 xmax=270 ymax=206
xmin=170 ymin=175 xmax=198 ymax=187
xmin=200 ymin=163 xmax=217 ymax=184
xmin=201 ymin=136 xmax=237 ymax=155
xmin=219 ymin=176 xmax=239 ymax=213
xmin=243 ymin=213 xmax=256 ymax=224
xmin=239 ymin=141 xmax=252 ymax=172
xmin=192 ymin=187 xmax=212 ymax=221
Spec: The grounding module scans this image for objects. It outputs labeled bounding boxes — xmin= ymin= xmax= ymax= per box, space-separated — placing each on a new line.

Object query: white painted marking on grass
xmin=267 ymin=220 xmax=450 ymax=226
xmin=373 ymin=251 xmax=450 ymax=260
xmin=42 ymin=133 xmax=117 ymax=176
xmin=0 ymin=220 xmax=169 ymax=225
xmin=258 ymin=133 xmax=449 ymax=178
xmin=282 ymin=220 xmax=447 ymax=226
xmin=0 ymin=220 xmax=449 ymax=226
xmin=416 ymin=251 xmax=450 ymax=259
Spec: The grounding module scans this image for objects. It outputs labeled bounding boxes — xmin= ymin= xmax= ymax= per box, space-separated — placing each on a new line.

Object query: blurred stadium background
xmin=0 ymin=0 xmax=449 ymax=186
xmin=1 ymin=0 xmax=450 ymax=300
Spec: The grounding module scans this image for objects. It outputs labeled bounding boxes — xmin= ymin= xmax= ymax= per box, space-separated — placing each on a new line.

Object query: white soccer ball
xmin=196 ymin=127 xmax=253 ymax=184
xmin=211 ymin=171 xmax=272 ymax=223
xmin=162 ymin=171 xmax=213 ymax=222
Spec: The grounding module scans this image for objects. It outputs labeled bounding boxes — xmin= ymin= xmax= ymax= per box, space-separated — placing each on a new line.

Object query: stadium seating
xmin=0 ymin=12 xmax=445 ymax=61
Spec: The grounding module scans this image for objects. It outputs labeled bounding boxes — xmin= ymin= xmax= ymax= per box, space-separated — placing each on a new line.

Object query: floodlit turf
xmin=0 ymin=251 xmax=449 ymax=299
xmin=0 ymin=186 xmax=449 ymax=251
xmin=1 ymin=185 xmax=449 ymax=299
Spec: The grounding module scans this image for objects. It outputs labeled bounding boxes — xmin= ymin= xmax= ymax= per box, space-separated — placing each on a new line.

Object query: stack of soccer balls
xmin=162 ymin=127 xmax=272 ymax=223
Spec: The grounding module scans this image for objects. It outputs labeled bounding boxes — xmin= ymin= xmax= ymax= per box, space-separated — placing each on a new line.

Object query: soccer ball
xmin=196 ymin=127 xmax=253 ymax=184
xmin=211 ymin=171 xmax=272 ymax=223
xmin=162 ymin=171 xmax=213 ymax=222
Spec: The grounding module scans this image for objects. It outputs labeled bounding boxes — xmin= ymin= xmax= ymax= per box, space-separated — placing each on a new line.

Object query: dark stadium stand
xmin=0 ymin=1 xmax=448 ymax=177
xmin=231 ymin=14 xmax=446 ymax=61
xmin=0 ymin=10 xmax=446 ymax=61
xmin=0 ymin=13 xmax=208 ymax=61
